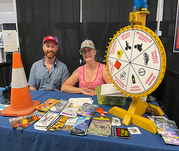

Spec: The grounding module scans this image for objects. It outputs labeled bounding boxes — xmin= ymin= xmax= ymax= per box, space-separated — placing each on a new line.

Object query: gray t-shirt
xmin=28 ymin=57 xmax=69 ymax=91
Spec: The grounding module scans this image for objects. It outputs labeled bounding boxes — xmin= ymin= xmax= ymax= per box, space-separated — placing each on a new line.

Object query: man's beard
xmin=45 ymin=51 xmax=56 ymax=59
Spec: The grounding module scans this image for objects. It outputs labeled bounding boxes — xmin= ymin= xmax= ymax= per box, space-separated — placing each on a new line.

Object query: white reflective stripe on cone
xmin=11 ymin=67 xmax=28 ymax=89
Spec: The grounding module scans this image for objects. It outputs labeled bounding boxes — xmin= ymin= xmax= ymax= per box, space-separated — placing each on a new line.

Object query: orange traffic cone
xmin=1 ymin=52 xmax=40 ymax=116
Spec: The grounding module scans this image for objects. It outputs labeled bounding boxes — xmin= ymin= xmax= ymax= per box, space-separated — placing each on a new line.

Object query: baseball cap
xmin=43 ymin=35 xmax=58 ymax=45
xmin=79 ymin=40 xmax=95 ymax=52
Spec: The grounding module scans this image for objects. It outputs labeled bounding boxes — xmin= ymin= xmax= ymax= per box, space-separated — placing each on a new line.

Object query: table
xmin=0 ymin=90 xmax=178 ymax=151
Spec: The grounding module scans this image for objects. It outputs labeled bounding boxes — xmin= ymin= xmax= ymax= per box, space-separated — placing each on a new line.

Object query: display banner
xmin=174 ymin=0 xmax=179 ymax=52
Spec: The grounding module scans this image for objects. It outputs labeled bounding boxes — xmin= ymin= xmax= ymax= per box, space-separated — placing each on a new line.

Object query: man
xmin=28 ymin=35 xmax=70 ymax=91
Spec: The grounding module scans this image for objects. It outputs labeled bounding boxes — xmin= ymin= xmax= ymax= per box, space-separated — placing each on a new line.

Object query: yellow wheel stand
xmin=105 ymin=10 xmax=166 ymax=134
xmin=108 ymin=97 xmax=164 ymax=134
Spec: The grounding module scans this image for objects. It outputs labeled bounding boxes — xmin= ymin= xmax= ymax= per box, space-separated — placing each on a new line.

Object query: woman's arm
xmin=61 ymin=69 xmax=96 ymax=96
xmin=61 ymin=69 xmax=82 ymax=93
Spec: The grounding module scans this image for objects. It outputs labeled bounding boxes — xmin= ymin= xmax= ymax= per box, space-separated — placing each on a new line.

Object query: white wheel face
xmin=107 ymin=28 xmax=162 ymax=95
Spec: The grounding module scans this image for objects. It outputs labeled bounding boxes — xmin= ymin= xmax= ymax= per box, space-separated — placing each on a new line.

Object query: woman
xmin=61 ymin=40 xmax=112 ymax=96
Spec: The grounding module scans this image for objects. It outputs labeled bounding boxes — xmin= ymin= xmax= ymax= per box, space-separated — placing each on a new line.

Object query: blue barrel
xmin=133 ymin=0 xmax=148 ymax=11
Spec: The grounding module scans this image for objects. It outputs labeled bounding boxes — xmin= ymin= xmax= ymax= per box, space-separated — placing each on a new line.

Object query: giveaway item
xmin=95 ymin=85 xmax=126 ymax=106
xmin=70 ymin=116 xmax=91 ymax=136
xmin=60 ymin=97 xmax=94 ymax=117
xmin=155 ymin=119 xmax=179 ymax=145
xmin=88 ymin=116 xmax=112 ymax=137
xmin=147 ymin=115 xmax=168 ymax=124
xmin=155 ymin=119 xmax=178 ymax=134
xmin=112 ymin=127 xmax=131 ymax=139
xmin=60 ymin=102 xmax=80 ymax=117
xmin=162 ymin=135 xmax=179 ymax=146
xmin=48 ymin=116 xmax=69 ymax=131
xmin=128 ymin=127 xmax=141 ymax=134
xmin=112 ymin=117 xmax=121 ymax=126
xmin=76 ymin=103 xmax=99 ymax=117
xmin=49 ymin=99 xmax=68 ymax=113
xmin=9 ymin=110 xmax=44 ymax=131
xmin=62 ymin=117 xmax=78 ymax=131
xmin=36 ymin=99 xmax=60 ymax=112
xmin=34 ymin=112 xmax=60 ymax=131
xmin=96 ymin=107 xmax=109 ymax=117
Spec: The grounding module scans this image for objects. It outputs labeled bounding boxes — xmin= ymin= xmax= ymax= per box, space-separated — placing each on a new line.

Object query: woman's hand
xmin=81 ymin=87 xmax=97 ymax=96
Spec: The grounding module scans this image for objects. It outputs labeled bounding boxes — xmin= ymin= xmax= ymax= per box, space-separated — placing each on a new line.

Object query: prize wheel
xmin=105 ymin=25 xmax=166 ymax=98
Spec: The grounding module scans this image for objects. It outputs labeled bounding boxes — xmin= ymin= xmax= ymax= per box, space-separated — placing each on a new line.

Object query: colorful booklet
xmin=34 ymin=112 xmax=60 ymax=131
xmin=87 ymin=116 xmax=112 ymax=137
xmin=147 ymin=115 xmax=168 ymax=124
xmin=60 ymin=97 xmax=95 ymax=117
xmin=76 ymin=103 xmax=99 ymax=117
xmin=155 ymin=119 xmax=179 ymax=145
xmin=155 ymin=119 xmax=178 ymax=134
xmin=48 ymin=116 xmax=69 ymax=131
xmin=162 ymin=134 xmax=179 ymax=145
xmin=36 ymin=99 xmax=60 ymax=112
xmin=9 ymin=110 xmax=44 ymax=131
xmin=60 ymin=102 xmax=81 ymax=117
xmin=62 ymin=117 xmax=78 ymax=131
xmin=49 ymin=99 xmax=68 ymax=113
xmin=70 ymin=116 xmax=91 ymax=136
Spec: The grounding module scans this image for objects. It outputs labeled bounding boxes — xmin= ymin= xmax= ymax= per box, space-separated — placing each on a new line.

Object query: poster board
xmin=2 ymin=30 xmax=18 ymax=52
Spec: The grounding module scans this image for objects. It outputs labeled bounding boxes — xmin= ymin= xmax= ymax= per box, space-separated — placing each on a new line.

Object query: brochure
xmin=9 ymin=110 xmax=44 ymax=131
xmin=155 ymin=119 xmax=178 ymax=134
xmin=48 ymin=116 xmax=69 ymax=131
xmin=155 ymin=119 xmax=179 ymax=145
xmin=46 ymin=115 xmax=62 ymax=131
xmin=34 ymin=112 xmax=60 ymax=131
xmin=60 ymin=98 xmax=94 ymax=117
xmin=62 ymin=117 xmax=78 ymax=131
xmin=49 ymin=99 xmax=68 ymax=113
xmin=68 ymin=97 xmax=94 ymax=105
xmin=76 ymin=103 xmax=99 ymax=117
xmin=147 ymin=115 xmax=168 ymax=124
xmin=101 ymin=83 xmax=125 ymax=97
xmin=162 ymin=135 xmax=179 ymax=145
xmin=36 ymin=99 xmax=60 ymax=112
xmin=87 ymin=116 xmax=112 ymax=137
xmin=70 ymin=116 xmax=91 ymax=136
xmin=60 ymin=102 xmax=81 ymax=117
